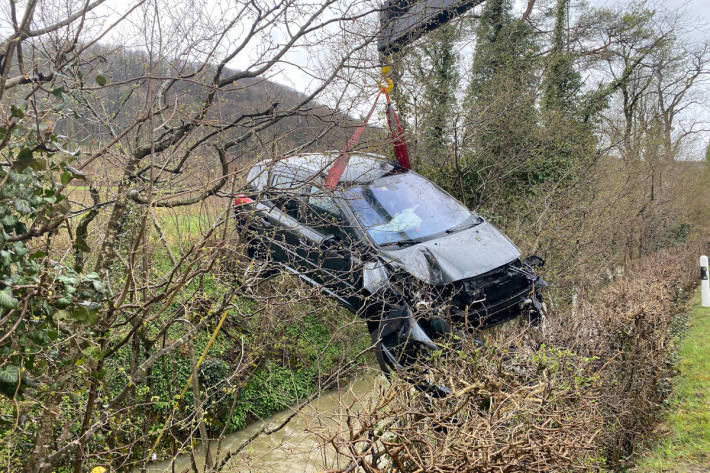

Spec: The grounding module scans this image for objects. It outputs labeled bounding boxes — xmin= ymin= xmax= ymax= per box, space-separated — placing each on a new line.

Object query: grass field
xmin=635 ymin=288 xmax=710 ymax=472
xmin=64 ymin=184 xmax=231 ymax=250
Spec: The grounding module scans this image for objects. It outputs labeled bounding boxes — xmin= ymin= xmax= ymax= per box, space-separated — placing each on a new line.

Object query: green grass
xmin=635 ymin=288 xmax=710 ymax=472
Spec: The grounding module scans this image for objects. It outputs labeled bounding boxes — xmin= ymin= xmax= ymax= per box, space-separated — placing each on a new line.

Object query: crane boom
xmin=325 ymin=0 xmax=485 ymax=183
xmin=378 ymin=0 xmax=485 ymax=55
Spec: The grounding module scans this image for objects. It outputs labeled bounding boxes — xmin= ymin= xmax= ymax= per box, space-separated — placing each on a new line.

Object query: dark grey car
xmin=233 ymin=152 xmax=546 ymax=376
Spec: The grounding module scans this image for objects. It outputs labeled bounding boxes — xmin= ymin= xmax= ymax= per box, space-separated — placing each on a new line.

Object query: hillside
xmin=55 ymin=44 xmax=385 ymax=177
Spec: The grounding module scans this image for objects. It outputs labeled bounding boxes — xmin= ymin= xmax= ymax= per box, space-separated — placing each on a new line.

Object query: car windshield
xmin=342 ymin=171 xmax=476 ymax=246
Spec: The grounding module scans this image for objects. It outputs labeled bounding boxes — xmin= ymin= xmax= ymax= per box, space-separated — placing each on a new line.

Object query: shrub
xmin=317 ymin=241 xmax=703 ymax=472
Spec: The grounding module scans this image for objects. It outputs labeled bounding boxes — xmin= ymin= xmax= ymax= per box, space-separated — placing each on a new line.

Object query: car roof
xmin=247 ymin=152 xmax=395 ymax=190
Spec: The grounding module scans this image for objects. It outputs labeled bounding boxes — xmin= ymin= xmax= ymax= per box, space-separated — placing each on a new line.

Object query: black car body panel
xmin=234 ymin=152 xmax=546 ymax=375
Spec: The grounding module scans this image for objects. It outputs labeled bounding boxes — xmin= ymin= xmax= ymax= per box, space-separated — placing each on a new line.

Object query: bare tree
xmin=0 ymin=1 xmax=390 ymax=472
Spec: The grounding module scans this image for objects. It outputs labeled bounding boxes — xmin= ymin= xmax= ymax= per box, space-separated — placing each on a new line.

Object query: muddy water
xmin=145 ymin=368 xmax=384 ymax=473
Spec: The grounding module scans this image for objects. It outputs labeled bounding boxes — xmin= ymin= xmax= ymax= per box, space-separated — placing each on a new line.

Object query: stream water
xmin=144 ymin=368 xmax=384 ymax=473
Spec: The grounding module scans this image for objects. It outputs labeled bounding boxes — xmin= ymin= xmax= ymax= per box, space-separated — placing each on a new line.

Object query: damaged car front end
xmin=364 ymin=258 xmax=546 ymax=378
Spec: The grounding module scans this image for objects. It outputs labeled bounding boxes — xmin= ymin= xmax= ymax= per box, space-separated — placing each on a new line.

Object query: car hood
xmin=380 ymin=221 xmax=521 ymax=285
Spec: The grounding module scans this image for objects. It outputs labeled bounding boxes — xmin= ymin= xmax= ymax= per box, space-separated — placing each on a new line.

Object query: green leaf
xmin=83 ymin=345 xmax=101 ymax=360
xmin=0 ymin=289 xmax=18 ymax=309
xmin=10 ymin=105 xmax=24 ymax=119
xmin=51 ymin=87 xmax=66 ymax=99
xmin=13 ymin=198 xmax=31 ymax=215
xmin=91 ymin=280 xmax=105 ymax=292
xmin=0 ymin=366 xmax=19 ymax=386
xmin=95 ymin=74 xmax=107 ymax=87
xmin=28 ymin=329 xmax=49 ymax=346
xmin=14 ymin=147 xmax=33 ymax=171
xmin=1 ymin=215 xmax=17 ymax=227
xmin=58 ymin=274 xmax=78 ymax=285
xmin=29 ymin=250 xmax=46 ymax=259
xmin=71 ymin=303 xmax=99 ymax=325
xmin=60 ymin=171 xmax=71 ymax=185
xmin=55 ymin=297 xmax=72 ymax=308
xmin=12 ymin=242 xmax=27 ymax=257
xmin=28 ymin=158 xmax=46 ymax=171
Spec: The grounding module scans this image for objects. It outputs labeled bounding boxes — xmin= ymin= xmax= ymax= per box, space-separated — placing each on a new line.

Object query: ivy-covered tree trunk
xmin=419 ymin=25 xmax=459 ymax=164
xmin=460 ymin=0 xmax=541 ymax=207
xmin=94 ymin=156 xmax=141 ymax=276
xmin=542 ymin=0 xmax=581 ymax=114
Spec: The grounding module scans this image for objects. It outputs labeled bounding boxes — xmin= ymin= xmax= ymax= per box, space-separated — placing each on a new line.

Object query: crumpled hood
xmin=381 ymin=221 xmax=521 ymax=285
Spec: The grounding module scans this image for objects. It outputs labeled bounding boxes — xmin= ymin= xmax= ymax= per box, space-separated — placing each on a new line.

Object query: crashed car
xmin=233 ymin=152 xmax=546 ymax=375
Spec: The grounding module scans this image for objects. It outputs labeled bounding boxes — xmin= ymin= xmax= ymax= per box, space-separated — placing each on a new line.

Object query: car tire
xmin=370 ymin=329 xmax=394 ymax=375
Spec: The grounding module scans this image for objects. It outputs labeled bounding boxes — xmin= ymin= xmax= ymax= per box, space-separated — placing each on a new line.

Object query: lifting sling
xmin=324 ymin=86 xmax=411 ymax=190
xmin=384 ymin=89 xmax=411 ymax=170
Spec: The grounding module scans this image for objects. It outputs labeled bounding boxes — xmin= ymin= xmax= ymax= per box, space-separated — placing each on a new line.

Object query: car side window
xmin=268 ymin=173 xmax=305 ymax=219
xmin=305 ymin=186 xmax=354 ymax=241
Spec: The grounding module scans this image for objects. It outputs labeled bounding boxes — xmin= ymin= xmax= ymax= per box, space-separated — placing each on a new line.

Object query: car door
xmin=258 ymin=172 xmax=312 ymax=270
xmin=300 ymin=185 xmax=363 ymax=308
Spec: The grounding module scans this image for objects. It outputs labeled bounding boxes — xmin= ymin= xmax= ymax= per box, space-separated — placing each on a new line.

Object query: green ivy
xmin=0 ymin=94 xmax=107 ymax=398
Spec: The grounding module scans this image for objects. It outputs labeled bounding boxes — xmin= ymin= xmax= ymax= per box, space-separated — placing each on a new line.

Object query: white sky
xmin=267 ymin=0 xmax=710 ymax=94
xmin=260 ymin=0 xmax=710 ymax=148
xmin=209 ymin=0 xmax=710 ymax=154
xmin=591 ymin=0 xmax=710 ymax=39
xmin=5 ymin=0 xmax=708 ymax=148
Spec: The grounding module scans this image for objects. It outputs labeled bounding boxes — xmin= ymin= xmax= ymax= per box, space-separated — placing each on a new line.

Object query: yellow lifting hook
xmin=380 ymin=64 xmax=394 ymax=94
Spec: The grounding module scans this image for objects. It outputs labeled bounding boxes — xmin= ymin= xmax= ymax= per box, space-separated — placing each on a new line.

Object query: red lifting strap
xmin=384 ymin=90 xmax=411 ymax=170
xmin=324 ymin=89 xmax=411 ymax=190
xmin=325 ymin=91 xmax=382 ymax=190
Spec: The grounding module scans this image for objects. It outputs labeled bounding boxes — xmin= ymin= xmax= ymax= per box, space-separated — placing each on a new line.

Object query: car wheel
xmin=371 ymin=331 xmax=392 ymax=375
xmin=369 ymin=312 xmax=455 ymax=398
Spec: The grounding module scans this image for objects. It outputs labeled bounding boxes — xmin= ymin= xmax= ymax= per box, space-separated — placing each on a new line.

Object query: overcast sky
xmin=87 ymin=0 xmax=710 ymax=108
xmin=271 ymin=0 xmax=710 ymax=107
xmin=54 ymin=0 xmax=710 ymax=152
xmin=591 ymin=0 xmax=710 ymax=38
